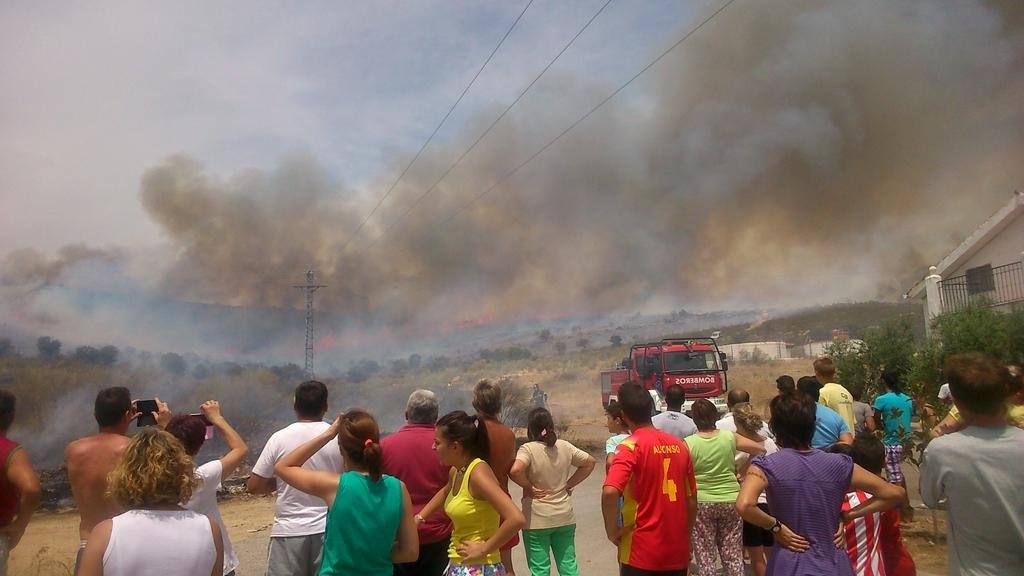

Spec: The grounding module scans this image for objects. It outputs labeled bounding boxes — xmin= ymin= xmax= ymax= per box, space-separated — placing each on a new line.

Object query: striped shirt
xmin=841 ymin=491 xmax=886 ymax=576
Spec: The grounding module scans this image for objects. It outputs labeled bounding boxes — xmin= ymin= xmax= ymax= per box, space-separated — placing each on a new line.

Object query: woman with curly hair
xmin=77 ymin=427 xmax=224 ymax=576
xmin=275 ymin=409 xmax=419 ymax=575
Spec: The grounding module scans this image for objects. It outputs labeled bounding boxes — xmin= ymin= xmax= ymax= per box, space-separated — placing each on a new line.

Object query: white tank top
xmin=103 ymin=509 xmax=216 ymax=576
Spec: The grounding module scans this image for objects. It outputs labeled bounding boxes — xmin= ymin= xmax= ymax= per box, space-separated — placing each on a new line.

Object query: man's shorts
xmin=267 ymin=533 xmax=324 ymax=576
xmin=884 ymin=444 xmax=905 ymax=484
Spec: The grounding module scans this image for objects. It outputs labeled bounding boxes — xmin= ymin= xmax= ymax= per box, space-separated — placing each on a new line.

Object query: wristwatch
xmin=770 ymin=518 xmax=782 ymax=534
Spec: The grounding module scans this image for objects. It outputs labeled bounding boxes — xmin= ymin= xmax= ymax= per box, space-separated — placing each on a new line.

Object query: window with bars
xmin=966 ymin=264 xmax=995 ymax=295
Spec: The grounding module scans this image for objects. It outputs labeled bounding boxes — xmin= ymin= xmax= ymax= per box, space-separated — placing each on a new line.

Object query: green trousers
xmin=523 ymin=524 xmax=578 ymax=576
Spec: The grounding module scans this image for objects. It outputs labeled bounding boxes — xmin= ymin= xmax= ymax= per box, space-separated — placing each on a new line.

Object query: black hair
xmin=0 ymin=389 xmax=14 ymax=431
xmin=851 ymin=386 xmax=863 ymax=401
xmin=796 ymin=376 xmax=821 ymax=402
xmin=616 ymin=382 xmax=653 ymax=425
xmin=664 ymin=385 xmax=685 ymax=411
xmin=527 ymin=407 xmax=557 ymax=447
xmin=604 ymin=400 xmax=624 ymax=420
xmin=95 ymin=387 xmax=132 ymax=428
xmin=691 ymin=399 xmax=719 ymax=431
xmin=768 ymin=393 xmax=816 ymax=449
xmin=294 ymin=380 xmax=328 ymax=419
xmin=776 ymin=375 xmax=796 ymax=394
xmin=945 ymin=353 xmax=1011 ymax=416
xmin=880 ymin=369 xmax=903 ymax=395
xmin=437 ymin=410 xmax=491 ymax=463
xmin=849 ymin=434 xmax=885 ymax=475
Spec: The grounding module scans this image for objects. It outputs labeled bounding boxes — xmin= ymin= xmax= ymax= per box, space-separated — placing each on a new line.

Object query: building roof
xmin=906 ymin=191 xmax=1024 ymax=298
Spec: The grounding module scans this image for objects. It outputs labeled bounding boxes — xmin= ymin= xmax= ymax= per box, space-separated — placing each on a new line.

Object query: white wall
xmin=720 ymin=341 xmax=790 ymax=361
xmin=950 ymin=211 xmax=1024 ymax=277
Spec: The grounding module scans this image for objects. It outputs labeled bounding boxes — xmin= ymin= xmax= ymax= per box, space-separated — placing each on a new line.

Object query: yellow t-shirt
xmin=950 ymin=403 xmax=1024 ymax=427
xmin=819 ymin=382 xmax=856 ymax=432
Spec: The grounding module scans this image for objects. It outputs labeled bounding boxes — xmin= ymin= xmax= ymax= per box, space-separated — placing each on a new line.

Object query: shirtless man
xmin=64 ymin=388 xmax=169 ymax=575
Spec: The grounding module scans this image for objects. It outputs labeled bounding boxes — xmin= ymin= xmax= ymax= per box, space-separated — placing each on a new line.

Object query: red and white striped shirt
xmin=841 ymin=490 xmax=886 ymax=576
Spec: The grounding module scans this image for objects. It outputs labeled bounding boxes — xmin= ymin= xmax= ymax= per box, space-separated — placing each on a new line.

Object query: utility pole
xmin=293 ymin=270 xmax=326 ymax=378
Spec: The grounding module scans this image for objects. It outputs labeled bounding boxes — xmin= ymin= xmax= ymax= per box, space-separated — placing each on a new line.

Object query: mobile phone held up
xmin=190 ymin=413 xmax=215 ymax=440
xmin=135 ymin=399 xmax=158 ymax=427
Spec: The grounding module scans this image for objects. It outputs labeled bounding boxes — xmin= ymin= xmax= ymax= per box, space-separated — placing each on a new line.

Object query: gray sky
xmin=0 ymin=0 xmax=693 ymax=252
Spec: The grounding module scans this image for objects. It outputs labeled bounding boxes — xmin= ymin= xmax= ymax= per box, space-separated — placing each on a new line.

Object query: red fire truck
xmin=600 ymin=337 xmax=729 ymax=414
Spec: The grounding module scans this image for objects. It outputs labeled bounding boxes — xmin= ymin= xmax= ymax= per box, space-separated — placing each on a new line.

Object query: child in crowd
xmin=604 ymin=401 xmax=629 ymax=472
xmin=830 ymin=436 xmax=916 ymax=576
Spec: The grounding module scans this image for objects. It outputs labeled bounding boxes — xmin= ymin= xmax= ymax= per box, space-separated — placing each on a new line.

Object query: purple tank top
xmin=751 ymin=448 xmax=854 ymax=576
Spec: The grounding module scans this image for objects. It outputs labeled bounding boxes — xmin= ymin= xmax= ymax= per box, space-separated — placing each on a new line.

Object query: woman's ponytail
xmin=338 ymin=409 xmax=383 ymax=481
xmin=527 ymin=407 xmax=557 ymax=447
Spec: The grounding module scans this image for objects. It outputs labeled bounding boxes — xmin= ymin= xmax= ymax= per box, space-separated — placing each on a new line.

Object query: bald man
xmin=716 ymin=388 xmax=773 ymax=438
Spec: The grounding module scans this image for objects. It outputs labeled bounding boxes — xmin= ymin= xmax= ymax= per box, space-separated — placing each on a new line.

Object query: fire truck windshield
xmin=663 ymin=351 xmax=720 ymax=372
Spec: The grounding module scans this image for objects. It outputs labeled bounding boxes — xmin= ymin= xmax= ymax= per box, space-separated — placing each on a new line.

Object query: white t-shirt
xmin=103 ymin=509 xmax=216 ymax=576
xmin=515 ymin=439 xmax=592 ymax=530
xmin=715 ymin=412 xmax=774 ymax=439
xmin=252 ymin=421 xmax=344 ymax=537
xmin=184 ymin=460 xmax=239 ymax=575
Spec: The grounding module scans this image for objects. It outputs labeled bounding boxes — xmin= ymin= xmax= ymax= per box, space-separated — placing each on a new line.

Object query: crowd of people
xmin=0 ymin=352 xmax=1022 ymax=576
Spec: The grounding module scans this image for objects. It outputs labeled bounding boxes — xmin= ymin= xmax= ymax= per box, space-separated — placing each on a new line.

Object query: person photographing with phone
xmin=166 ymin=400 xmax=248 ymax=576
xmin=65 ymin=389 xmax=170 ymax=575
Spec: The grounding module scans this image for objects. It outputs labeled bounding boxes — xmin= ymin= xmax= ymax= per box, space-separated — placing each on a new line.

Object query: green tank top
xmin=684 ymin=429 xmax=741 ymax=502
xmin=444 ymin=458 xmax=501 ymax=565
xmin=320 ymin=471 xmax=403 ymax=576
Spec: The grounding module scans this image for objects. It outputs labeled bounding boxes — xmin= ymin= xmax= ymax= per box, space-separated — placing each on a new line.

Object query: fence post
xmin=924 ymin=266 xmax=943 ymax=337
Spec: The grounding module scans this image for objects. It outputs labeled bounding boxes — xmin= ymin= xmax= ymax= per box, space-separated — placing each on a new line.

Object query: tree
xmin=407 ymin=353 xmax=422 ymax=370
xmin=36 ymin=336 xmax=62 ymax=359
xmin=0 ymin=338 xmax=13 ymax=358
xmin=538 ymin=329 xmax=553 ymax=343
xmin=555 ymin=341 xmax=567 ymax=355
xmin=97 ymin=345 xmax=119 ymax=365
xmin=609 ymin=334 xmax=623 ymax=347
xmin=160 ymin=352 xmax=187 ymax=377
xmin=576 ymin=337 xmax=590 ymax=350
xmin=427 ymin=355 xmax=450 ymax=372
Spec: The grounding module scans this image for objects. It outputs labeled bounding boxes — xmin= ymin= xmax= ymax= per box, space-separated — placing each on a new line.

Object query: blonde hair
xmin=107 ymin=428 xmax=196 ymax=508
xmin=733 ymin=403 xmax=764 ymax=434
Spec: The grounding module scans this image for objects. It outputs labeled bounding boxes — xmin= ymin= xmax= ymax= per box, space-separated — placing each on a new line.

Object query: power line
xmin=339 ymin=0 xmax=536 ymax=252
xmin=358 ymin=0 xmax=617 ymax=252
xmin=410 ymin=0 xmax=737 ymax=235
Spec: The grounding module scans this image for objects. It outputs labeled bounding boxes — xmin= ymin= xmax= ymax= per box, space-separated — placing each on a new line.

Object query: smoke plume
xmin=4 ymin=0 xmax=1024 ymax=354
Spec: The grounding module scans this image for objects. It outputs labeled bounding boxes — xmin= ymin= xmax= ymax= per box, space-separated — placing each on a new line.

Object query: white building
xmin=906 ymin=191 xmax=1024 ymax=334
xmin=719 ymin=341 xmax=790 ymax=362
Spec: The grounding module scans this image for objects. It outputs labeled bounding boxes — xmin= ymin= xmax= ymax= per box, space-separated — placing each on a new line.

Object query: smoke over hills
xmin=3 ymin=0 xmax=1023 ymax=357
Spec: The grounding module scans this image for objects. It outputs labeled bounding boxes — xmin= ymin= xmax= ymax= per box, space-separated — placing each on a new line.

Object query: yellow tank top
xmin=444 ymin=458 xmax=501 ymax=565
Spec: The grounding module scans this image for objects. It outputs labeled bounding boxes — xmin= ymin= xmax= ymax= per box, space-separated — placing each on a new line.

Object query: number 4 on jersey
xmin=661 ymin=458 xmax=678 ymax=502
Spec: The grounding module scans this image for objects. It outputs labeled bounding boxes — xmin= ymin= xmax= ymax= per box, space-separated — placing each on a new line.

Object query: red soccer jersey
xmin=604 ymin=426 xmax=696 ymax=571
xmin=842 ymin=491 xmax=886 ymax=576
xmin=880 ymin=508 xmax=917 ymax=576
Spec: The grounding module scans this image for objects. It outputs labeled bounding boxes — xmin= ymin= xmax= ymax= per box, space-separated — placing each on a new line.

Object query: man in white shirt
xmin=651 ymin=385 xmax=697 ymax=441
xmin=715 ymin=388 xmax=773 ymax=438
xmin=247 ymin=381 xmax=343 ymax=576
